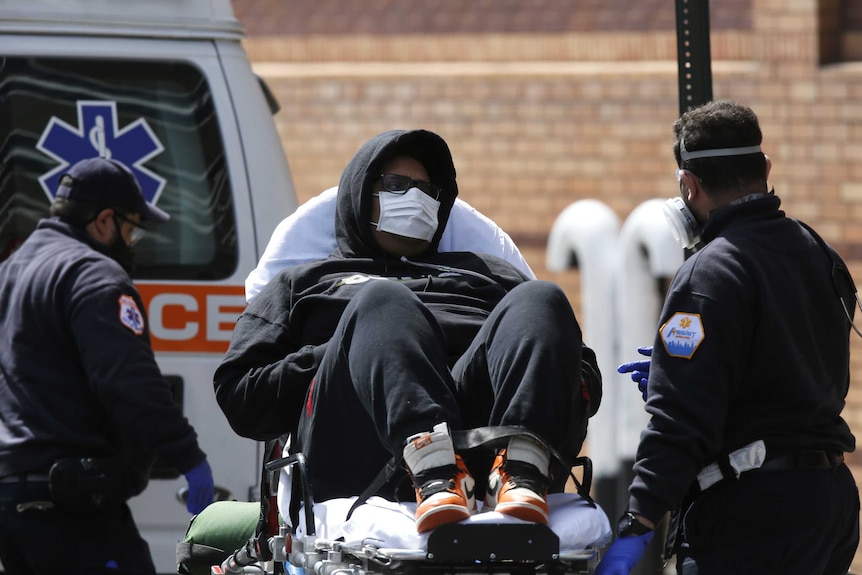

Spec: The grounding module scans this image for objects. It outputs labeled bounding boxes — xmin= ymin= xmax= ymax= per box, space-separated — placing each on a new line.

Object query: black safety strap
xmin=344 ymin=425 xmax=595 ymax=522
xmin=344 ymin=453 xmax=405 ymax=521
xmin=454 ymin=427 xmax=594 ymax=505
xmin=798 ymin=220 xmax=862 ymax=337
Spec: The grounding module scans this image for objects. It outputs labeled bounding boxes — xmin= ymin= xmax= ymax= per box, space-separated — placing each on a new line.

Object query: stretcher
xmin=201 ymin=197 xmax=610 ymax=575
xmin=210 ymin=445 xmax=612 ymax=575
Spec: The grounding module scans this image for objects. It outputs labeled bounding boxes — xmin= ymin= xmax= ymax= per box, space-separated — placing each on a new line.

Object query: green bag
xmin=176 ymin=500 xmax=261 ymax=575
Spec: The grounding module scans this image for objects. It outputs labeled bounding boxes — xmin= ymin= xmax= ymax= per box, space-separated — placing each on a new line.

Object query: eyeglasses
xmin=379 ymin=174 xmax=441 ymax=200
xmin=113 ymin=210 xmax=148 ymax=246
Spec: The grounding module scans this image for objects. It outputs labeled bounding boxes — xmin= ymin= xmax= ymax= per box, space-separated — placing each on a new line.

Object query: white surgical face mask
xmin=663 ymin=196 xmax=701 ymax=250
xmin=373 ymin=187 xmax=440 ymax=242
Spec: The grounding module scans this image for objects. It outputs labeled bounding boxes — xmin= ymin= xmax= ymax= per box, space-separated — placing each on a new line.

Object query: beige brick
xmin=842 ymin=184 xmax=862 ymax=202
xmin=252 ymin=12 xmax=862 ymax=569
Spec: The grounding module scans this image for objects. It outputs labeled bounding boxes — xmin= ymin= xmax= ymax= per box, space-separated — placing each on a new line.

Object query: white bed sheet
xmin=294 ymin=493 xmax=612 ymax=553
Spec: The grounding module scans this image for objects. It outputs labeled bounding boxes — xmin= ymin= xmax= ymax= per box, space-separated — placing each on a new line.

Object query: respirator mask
xmin=373 ymin=187 xmax=440 ymax=242
xmin=663 ymin=194 xmax=701 ymax=251
xmin=663 ymin=139 xmax=763 ymax=250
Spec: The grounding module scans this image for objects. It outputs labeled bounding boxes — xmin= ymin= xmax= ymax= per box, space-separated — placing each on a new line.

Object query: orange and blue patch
xmin=660 ymin=312 xmax=704 ymax=359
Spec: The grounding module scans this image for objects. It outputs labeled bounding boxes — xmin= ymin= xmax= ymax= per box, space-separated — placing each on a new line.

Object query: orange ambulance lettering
xmin=135 ymin=284 xmax=246 ymax=353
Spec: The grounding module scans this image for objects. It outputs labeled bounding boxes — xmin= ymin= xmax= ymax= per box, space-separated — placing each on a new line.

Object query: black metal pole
xmin=676 ymin=0 xmax=713 ymax=114
xmin=638 ymin=6 xmax=715 ymax=573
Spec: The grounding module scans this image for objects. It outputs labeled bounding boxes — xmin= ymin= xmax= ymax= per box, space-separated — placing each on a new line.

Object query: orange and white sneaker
xmin=403 ymin=423 xmax=476 ymax=533
xmin=484 ymin=436 xmax=550 ymax=524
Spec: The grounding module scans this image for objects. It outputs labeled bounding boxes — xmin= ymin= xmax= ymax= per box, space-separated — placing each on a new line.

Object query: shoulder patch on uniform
xmin=660 ymin=312 xmax=704 ymax=359
xmin=118 ymin=294 xmax=145 ymax=335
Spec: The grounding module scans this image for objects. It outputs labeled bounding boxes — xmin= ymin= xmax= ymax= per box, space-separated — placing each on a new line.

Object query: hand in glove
xmin=595 ymin=531 xmax=654 ymax=575
xmin=184 ymin=459 xmax=214 ymax=514
xmin=617 ymin=346 xmax=652 ymax=402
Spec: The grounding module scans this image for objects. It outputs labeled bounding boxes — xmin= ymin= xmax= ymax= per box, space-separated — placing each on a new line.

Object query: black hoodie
xmin=214 ymin=130 xmax=533 ymax=440
xmin=335 ymin=129 xmax=457 ymax=259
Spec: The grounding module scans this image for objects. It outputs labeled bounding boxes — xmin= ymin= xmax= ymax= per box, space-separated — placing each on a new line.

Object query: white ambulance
xmin=0 ymin=0 xmax=297 ymax=571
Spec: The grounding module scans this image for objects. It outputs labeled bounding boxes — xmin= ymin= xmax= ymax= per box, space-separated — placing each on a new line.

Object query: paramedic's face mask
xmin=90 ymin=208 xmax=139 ymax=273
xmin=106 ymin=218 xmax=137 ymax=272
xmin=663 ymin=171 xmax=702 ymax=250
xmin=373 ymin=186 xmax=440 ymax=242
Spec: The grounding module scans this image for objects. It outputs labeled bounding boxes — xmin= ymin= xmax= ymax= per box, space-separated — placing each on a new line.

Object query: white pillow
xmin=245 ymin=187 xmax=535 ymax=302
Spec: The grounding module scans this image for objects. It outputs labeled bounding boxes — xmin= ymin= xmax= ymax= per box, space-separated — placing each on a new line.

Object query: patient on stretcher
xmin=215 ymin=130 xmax=609 ymax=553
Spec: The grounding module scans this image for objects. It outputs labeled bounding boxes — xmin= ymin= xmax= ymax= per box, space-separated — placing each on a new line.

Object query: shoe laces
xmin=413 ymin=463 xmax=461 ymax=499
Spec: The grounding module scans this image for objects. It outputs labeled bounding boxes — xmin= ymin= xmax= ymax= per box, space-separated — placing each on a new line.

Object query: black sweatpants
xmin=296 ymin=280 xmax=584 ymax=502
xmin=677 ymin=462 xmax=859 ymax=575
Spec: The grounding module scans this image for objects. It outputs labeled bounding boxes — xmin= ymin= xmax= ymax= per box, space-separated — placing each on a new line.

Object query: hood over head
xmin=334 ymin=129 xmax=458 ymax=258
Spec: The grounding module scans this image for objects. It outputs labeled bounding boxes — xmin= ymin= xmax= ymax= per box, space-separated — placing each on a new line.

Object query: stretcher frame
xmin=213 ymin=441 xmax=603 ymax=575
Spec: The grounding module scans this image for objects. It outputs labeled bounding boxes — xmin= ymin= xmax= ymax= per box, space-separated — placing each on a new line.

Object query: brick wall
xmin=235 ymin=0 xmax=862 ymax=567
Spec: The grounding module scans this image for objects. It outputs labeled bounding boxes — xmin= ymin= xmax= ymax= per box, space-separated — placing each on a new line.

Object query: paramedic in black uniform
xmin=214 ymin=129 xmax=602 ymax=533
xmin=597 ymin=100 xmax=859 ymax=575
xmin=0 ymin=158 xmax=213 ymax=575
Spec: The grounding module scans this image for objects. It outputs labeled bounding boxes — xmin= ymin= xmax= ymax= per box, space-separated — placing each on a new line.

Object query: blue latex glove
xmin=184 ymin=459 xmax=214 ymax=514
xmin=617 ymin=346 xmax=652 ymax=402
xmin=595 ymin=531 xmax=654 ymax=575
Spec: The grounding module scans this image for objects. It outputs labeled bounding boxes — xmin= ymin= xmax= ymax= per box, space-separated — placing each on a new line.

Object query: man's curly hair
xmin=673 ymin=100 xmax=767 ymax=197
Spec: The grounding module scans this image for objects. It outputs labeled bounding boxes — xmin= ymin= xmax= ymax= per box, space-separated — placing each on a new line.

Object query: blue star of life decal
xmin=36 ymin=100 xmax=165 ymax=205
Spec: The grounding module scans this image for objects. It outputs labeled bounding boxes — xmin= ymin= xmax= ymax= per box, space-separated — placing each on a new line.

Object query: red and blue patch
xmin=118 ymin=294 xmax=145 ymax=335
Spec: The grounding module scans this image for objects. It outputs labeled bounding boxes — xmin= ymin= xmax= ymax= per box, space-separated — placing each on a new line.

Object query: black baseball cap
xmin=56 ymin=158 xmax=170 ymax=223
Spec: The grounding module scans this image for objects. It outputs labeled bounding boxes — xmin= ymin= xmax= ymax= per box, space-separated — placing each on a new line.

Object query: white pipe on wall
xmin=614 ymin=199 xmax=684 ymax=459
xmin=547 ymin=199 xmax=621 ymax=481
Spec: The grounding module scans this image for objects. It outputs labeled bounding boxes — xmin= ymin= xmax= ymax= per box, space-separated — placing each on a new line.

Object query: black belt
xmin=760 ymin=450 xmax=843 ymax=472
xmin=0 ymin=472 xmax=50 ymax=484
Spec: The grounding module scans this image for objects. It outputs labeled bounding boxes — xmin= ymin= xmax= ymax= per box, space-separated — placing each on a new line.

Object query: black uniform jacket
xmin=629 ymin=193 xmax=856 ymax=523
xmin=0 ymin=219 xmax=205 ymax=490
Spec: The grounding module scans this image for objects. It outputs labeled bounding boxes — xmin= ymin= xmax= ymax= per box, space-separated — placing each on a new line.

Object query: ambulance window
xmin=0 ymin=57 xmax=237 ymax=280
